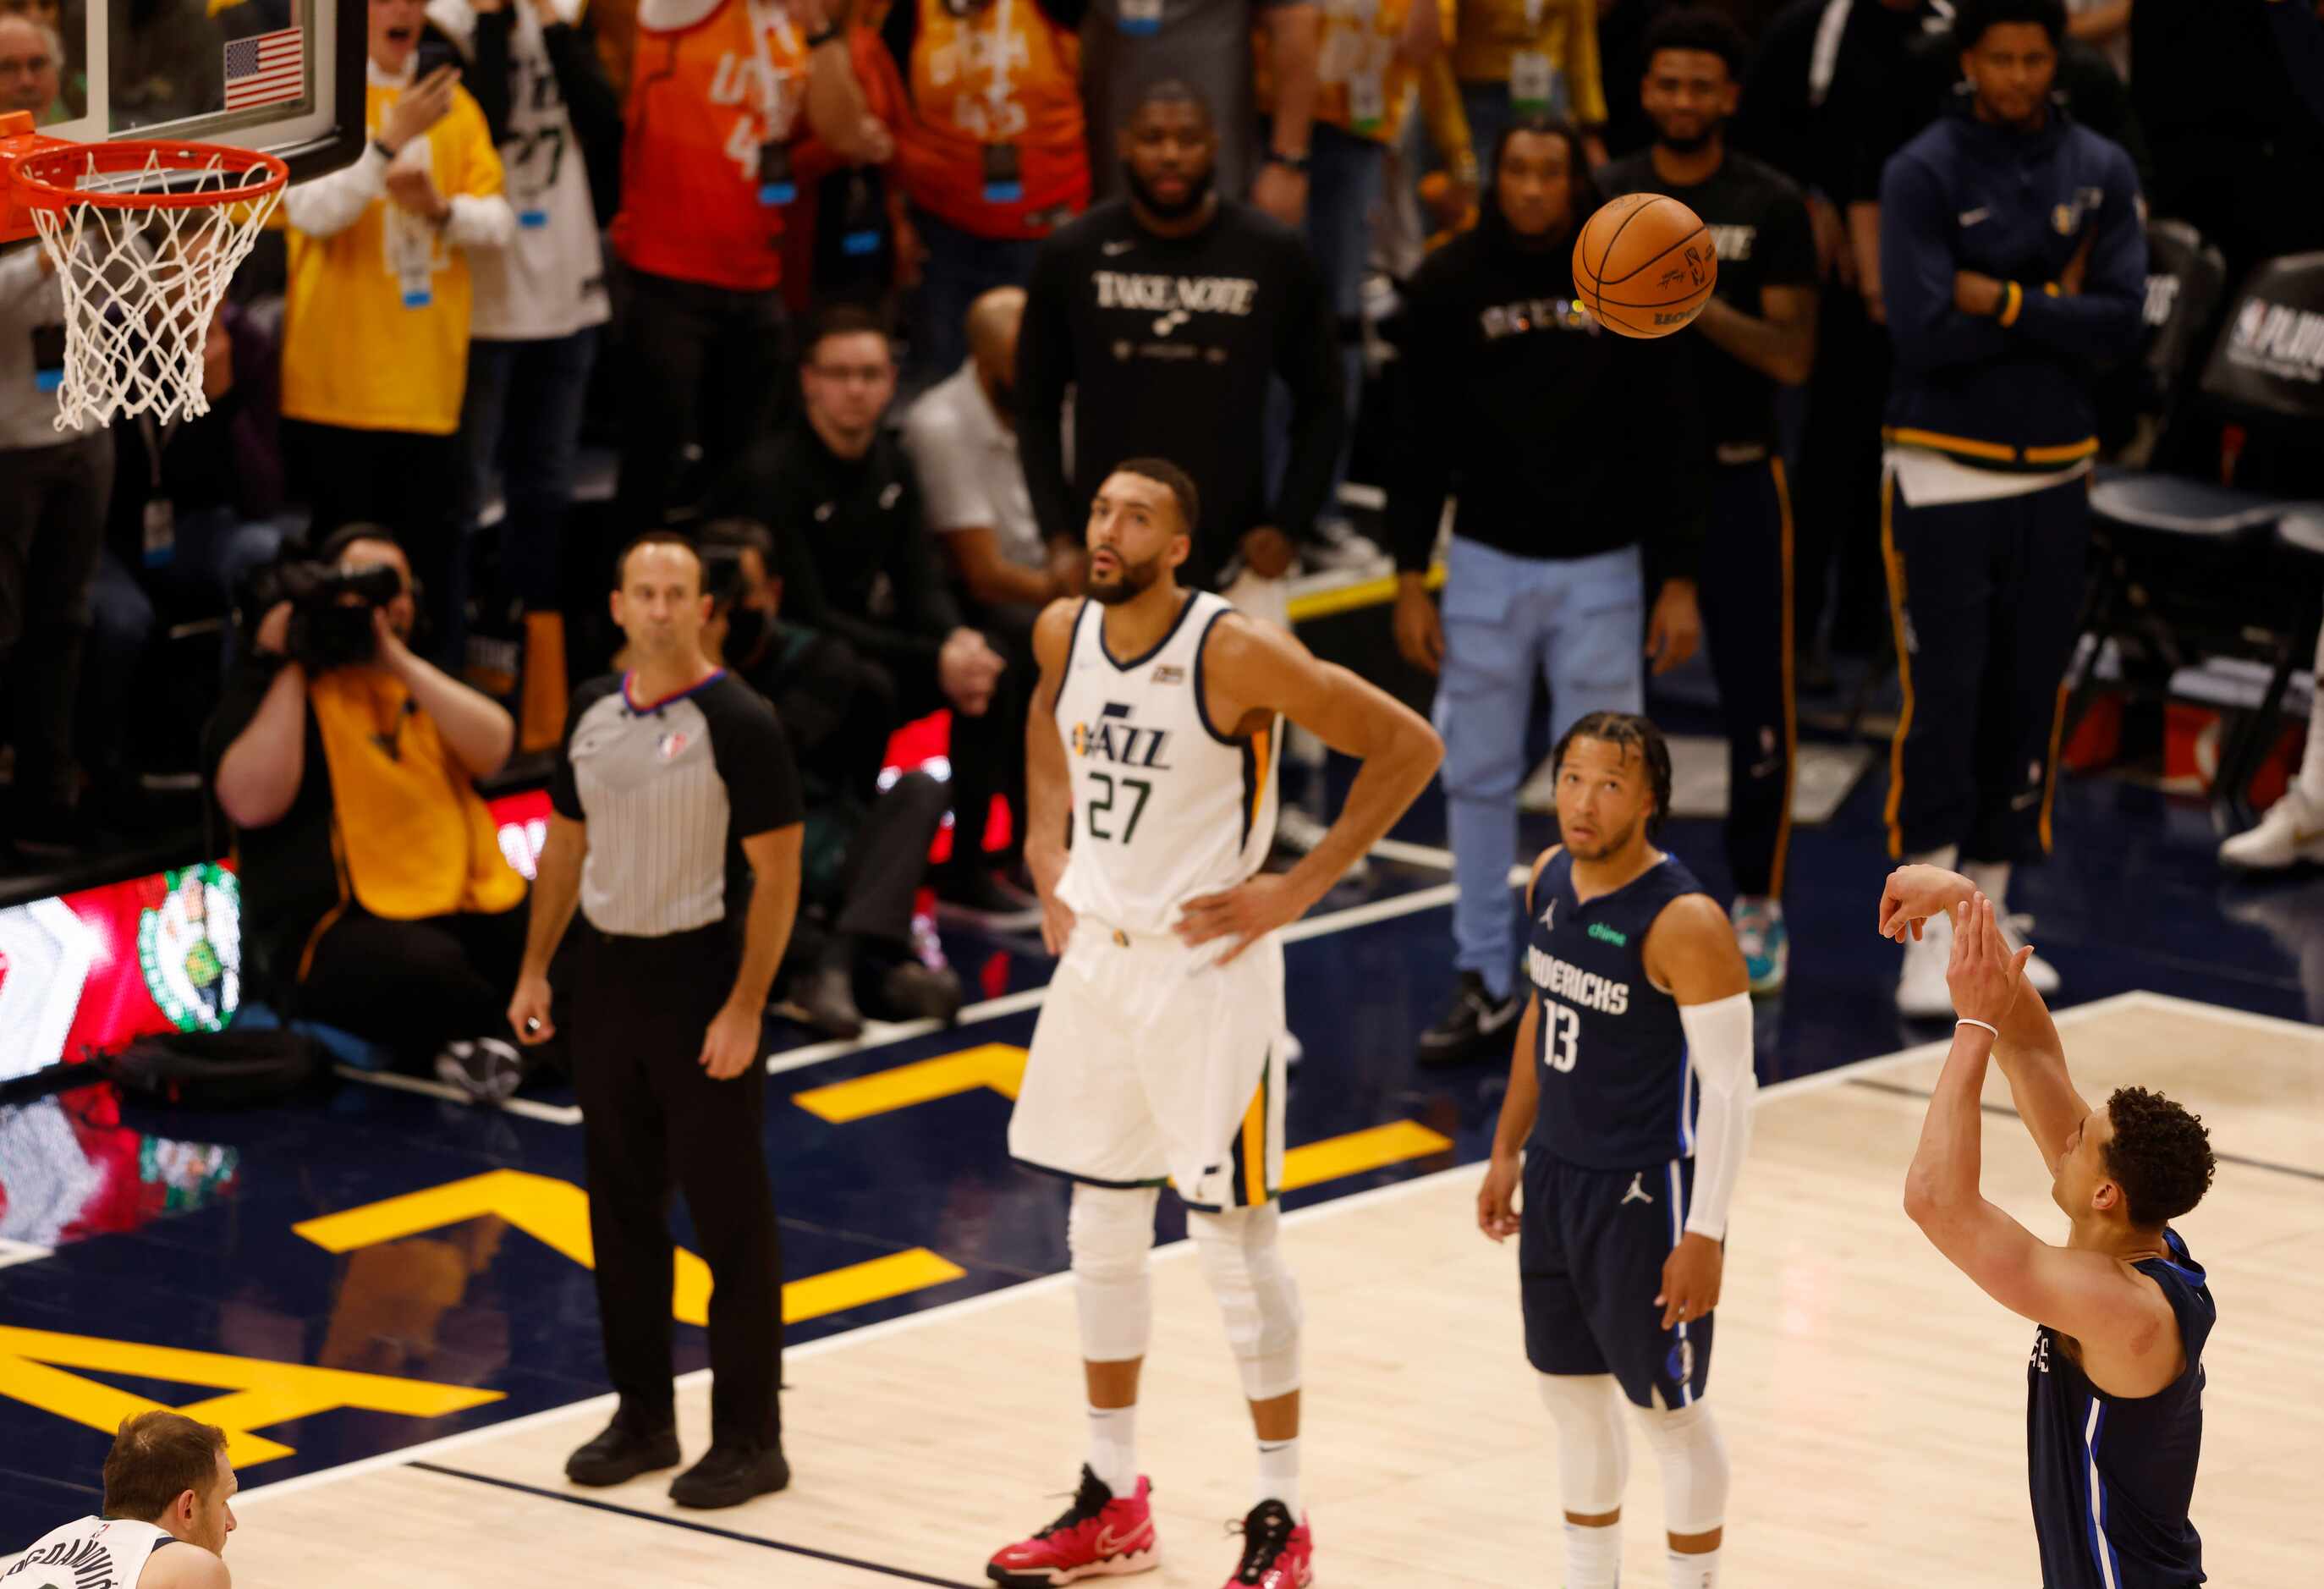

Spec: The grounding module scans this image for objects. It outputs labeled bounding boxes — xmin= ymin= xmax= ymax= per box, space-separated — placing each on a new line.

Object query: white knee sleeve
xmin=1536 ymin=1372 xmax=1631 ymax=1516
xmin=1189 ymin=1203 xmax=1304 ymax=1400
xmin=1633 ymin=1399 xmax=1729 ymax=1536
xmin=1069 ymin=1184 xmax=1158 ymax=1363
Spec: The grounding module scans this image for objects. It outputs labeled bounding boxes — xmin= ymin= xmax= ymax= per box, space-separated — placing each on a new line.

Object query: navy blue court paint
xmin=407 ymin=1461 xmax=983 ymax=1587
xmin=1 ymin=755 xmax=2316 ymax=1547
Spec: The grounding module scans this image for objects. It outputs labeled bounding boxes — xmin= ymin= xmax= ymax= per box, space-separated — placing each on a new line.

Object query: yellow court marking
xmin=294 ymin=1168 xmax=964 ymax=1329
xmin=0 ymin=1326 xmax=503 ymax=1469
xmin=790 ymin=1043 xmax=1030 ymax=1121
xmin=1283 ymin=1120 xmax=1455 ymax=1192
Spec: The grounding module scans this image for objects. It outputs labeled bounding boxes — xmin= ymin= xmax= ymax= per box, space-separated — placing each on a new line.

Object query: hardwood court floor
xmin=217 ymin=992 xmax=2320 ymax=1586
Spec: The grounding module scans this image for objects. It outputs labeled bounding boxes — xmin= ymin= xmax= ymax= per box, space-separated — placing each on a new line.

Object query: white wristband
xmin=1956 ymin=1018 xmax=1998 ymax=1037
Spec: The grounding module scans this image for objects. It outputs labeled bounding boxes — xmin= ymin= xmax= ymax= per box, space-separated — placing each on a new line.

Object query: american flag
xmin=223 ymin=27 xmax=304 ymax=112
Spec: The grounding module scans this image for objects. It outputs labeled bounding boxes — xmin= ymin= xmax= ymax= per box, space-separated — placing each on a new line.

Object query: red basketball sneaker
xmin=987 ymin=1465 xmax=1159 ymax=1586
xmin=1221 ymin=1498 xmax=1313 ymax=1587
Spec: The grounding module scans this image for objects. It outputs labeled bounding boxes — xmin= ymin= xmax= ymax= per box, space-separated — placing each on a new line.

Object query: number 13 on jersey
xmin=1540 ymin=995 xmax=1581 ymax=1072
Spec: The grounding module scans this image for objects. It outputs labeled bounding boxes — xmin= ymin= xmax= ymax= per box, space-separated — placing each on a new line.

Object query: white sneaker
xmin=2220 ymin=786 xmax=2324 ymax=871
xmin=1997 ymin=910 xmax=2062 ymax=996
xmin=1897 ymin=907 xmax=1955 ymax=1019
xmin=1302 ymin=518 xmax=1386 ymax=573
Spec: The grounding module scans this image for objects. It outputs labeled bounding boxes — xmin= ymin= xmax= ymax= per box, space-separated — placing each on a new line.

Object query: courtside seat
xmin=2089 ymin=474 xmax=2302 ymax=539
xmin=2063 ymin=250 xmax=2324 ymax=803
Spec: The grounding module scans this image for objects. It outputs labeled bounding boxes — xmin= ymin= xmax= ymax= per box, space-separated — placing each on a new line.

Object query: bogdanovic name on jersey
xmin=1526 ymin=946 xmax=1631 ymax=1016
xmin=1070 ymin=702 xmax=1173 ymax=769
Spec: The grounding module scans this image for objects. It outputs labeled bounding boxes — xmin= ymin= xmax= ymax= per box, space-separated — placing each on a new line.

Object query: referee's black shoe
xmin=669 ymin=1441 xmax=789 ymax=1509
xmin=565 ymin=1412 xmax=681 ymax=1487
xmin=1415 ymin=971 xmax=1523 ymax=1067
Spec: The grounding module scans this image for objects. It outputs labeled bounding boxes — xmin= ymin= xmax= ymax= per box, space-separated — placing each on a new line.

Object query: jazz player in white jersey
xmin=990 ymin=459 xmax=1442 ymax=1589
xmin=5 ymin=1413 xmax=238 ymax=1588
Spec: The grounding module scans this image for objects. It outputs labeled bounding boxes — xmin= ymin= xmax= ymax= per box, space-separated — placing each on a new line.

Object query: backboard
xmin=4 ymin=0 xmax=365 ymax=201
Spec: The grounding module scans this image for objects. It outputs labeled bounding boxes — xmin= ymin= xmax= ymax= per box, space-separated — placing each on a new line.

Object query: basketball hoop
xmin=4 ymin=132 xmax=288 ymax=431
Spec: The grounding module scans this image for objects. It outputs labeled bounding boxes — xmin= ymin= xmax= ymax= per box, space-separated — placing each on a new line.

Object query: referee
xmin=508 ymin=531 xmax=805 ymax=1510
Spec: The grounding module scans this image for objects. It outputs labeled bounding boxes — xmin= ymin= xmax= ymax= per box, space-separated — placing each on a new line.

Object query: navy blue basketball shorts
xmin=1520 ymin=1150 xmax=1715 ymax=1410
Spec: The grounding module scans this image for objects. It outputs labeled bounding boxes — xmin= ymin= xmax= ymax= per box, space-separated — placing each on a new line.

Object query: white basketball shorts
xmin=1008 ymin=918 xmax=1287 ymax=1210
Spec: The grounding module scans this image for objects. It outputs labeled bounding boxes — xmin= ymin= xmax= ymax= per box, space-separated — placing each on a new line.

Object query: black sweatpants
xmin=610 ymin=267 xmax=791 ymax=534
xmin=1699 ymin=458 xmax=1798 ymax=899
xmin=571 ymin=921 xmax=782 ymax=1448
xmin=284 ymin=421 xmax=462 ymax=669
xmin=893 ymin=635 xmax=1025 ymax=882
xmin=294 ymin=901 xmax=527 ymax=1061
xmin=1880 ymin=471 xmax=2090 ymax=865
xmin=1794 ymin=291 xmax=1893 ymax=660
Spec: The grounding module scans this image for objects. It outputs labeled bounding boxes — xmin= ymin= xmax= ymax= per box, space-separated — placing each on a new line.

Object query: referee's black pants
xmin=1699 ymin=457 xmax=1799 ymax=900
xmin=571 ymin=921 xmax=783 ymax=1449
xmin=1880 ymin=471 xmax=2089 ymax=866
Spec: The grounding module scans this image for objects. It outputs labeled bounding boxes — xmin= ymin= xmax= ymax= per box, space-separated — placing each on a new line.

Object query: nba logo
xmin=657 ymin=730 xmax=690 ymax=762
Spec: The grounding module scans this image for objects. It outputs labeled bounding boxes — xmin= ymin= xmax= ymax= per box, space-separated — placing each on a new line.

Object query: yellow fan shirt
xmin=281 ymin=77 xmax=508 ymax=436
xmin=1448 ymin=0 xmax=1605 ymax=123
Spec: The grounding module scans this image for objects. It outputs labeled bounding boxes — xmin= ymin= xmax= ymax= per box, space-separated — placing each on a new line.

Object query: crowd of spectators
xmin=5 ymin=0 xmax=2324 ymax=1090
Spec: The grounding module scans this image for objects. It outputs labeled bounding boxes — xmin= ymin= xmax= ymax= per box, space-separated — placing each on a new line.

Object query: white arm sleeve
xmin=444 ymin=193 xmax=518 ymax=250
xmin=1678 ymin=991 xmax=1755 ymax=1240
xmin=281 ymin=145 xmax=390 ymax=239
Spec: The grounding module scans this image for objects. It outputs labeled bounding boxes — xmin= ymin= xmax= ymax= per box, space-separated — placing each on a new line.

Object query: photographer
xmin=205 ymin=525 xmax=533 ymax=1102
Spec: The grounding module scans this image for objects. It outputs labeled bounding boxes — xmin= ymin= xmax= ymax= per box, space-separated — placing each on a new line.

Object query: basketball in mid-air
xmin=1571 ymin=193 xmax=1718 ymax=339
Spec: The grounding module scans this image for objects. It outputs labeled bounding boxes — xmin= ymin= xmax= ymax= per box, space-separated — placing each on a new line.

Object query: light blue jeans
xmin=1435 ymin=535 xmax=1645 ymax=998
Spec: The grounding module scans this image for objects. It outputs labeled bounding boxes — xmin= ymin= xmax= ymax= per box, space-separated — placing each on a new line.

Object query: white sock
xmin=1086 ymin=1405 xmax=1136 ymax=1498
xmin=1963 ymin=860 xmax=2011 ymax=909
xmin=1563 ymin=1519 xmax=1622 ymax=1587
xmin=1667 ymin=1545 xmax=1720 ymax=1587
xmin=1255 ymin=1436 xmax=1300 ymax=1515
xmin=1910 ymin=844 xmax=1959 ymax=871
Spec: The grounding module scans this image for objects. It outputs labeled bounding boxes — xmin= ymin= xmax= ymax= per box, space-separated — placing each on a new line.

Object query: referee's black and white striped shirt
xmin=550 ymin=670 xmax=803 ymax=937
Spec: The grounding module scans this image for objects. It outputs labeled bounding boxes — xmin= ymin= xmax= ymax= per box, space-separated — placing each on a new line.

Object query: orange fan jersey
xmin=613 ymin=0 xmax=885 ymax=290
xmin=863 ymin=0 xmax=1088 ymax=240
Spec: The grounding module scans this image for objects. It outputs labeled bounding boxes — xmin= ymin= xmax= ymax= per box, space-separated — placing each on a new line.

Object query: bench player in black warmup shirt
xmin=1476 ymin=712 xmax=1755 ymax=1589
xmin=1887 ymin=867 xmax=2216 ymax=1588
xmin=1599 ymin=8 xmax=1817 ymax=998
xmin=1016 ymin=80 xmax=1343 ymax=591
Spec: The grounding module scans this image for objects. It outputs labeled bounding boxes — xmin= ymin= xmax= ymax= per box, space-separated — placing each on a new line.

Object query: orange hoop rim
xmin=6 ymin=139 xmax=290 ymax=212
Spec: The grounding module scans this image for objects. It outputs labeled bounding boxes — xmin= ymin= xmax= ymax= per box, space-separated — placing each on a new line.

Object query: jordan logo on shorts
xmin=1621 ymin=1172 xmax=1653 ymax=1206
xmin=1540 ymin=897 xmax=1557 ymax=932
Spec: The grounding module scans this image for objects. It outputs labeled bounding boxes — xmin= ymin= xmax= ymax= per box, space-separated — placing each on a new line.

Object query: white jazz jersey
xmin=1052 ymin=592 xmax=1280 ymax=937
xmin=426 ymin=0 xmax=611 ymax=340
xmin=3 ymin=1516 xmax=175 ymax=1589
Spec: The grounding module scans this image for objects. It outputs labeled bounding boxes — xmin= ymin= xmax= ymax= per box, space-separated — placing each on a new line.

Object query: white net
xmin=21 ymin=146 xmax=283 ymax=432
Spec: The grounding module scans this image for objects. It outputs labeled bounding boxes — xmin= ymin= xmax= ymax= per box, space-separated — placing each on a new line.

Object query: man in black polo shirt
xmin=711 ymin=306 xmax=1026 ymax=920
xmin=1601 ymin=8 xmax=1818 ymax=997
xmin=1017 ymin=79 xmax=1342 ymax=591
xmin=508 ymin=532 xmax=805 ymax=1510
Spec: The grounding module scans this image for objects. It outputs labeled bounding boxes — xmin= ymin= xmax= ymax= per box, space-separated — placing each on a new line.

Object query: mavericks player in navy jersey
xmin=1477 ymin=712 xmax=1755 ymax=1589
xmin=1887 ymin=868 xmax=2217 ymax=1588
